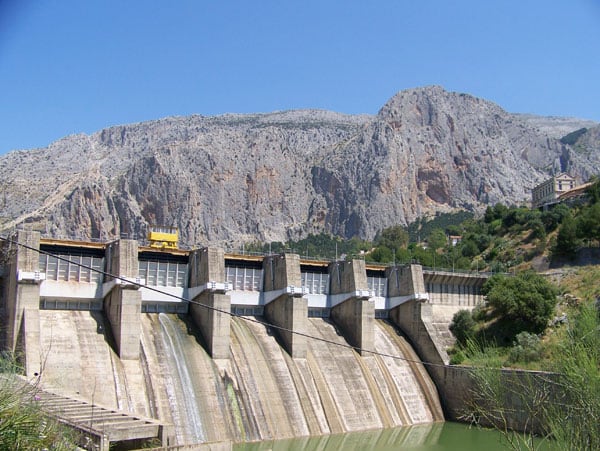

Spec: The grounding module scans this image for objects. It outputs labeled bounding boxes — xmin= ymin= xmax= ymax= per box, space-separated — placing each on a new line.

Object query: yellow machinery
xmin=147 ymin=225 xmax=179 ymax=249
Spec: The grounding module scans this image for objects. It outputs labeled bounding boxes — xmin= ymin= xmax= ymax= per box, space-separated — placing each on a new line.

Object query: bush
xmin=449 ymin=349 xmax=466 ymax=365
xmin=449 ymin=309 xmax=476 ymax=346
xmin=507 ymin=331 xmax=542 ymax=363
xmin=541 ymin=203 xmax=570 ymax=232
xmin=460 ymin=240 xmax=479 ymax=258
xmin=471 ymin=304 xmax=488 ymax=322
xmin=482 ymin=271 xmax=557 ymax=334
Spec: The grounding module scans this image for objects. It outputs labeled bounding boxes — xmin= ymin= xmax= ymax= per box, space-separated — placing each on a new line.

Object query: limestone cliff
xmin=0 ymin=86 xmax=598 ymax=247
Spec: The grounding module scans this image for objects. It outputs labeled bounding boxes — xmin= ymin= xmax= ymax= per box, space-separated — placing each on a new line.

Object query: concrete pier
xmin=263 ymin=253 xmax=307 ymax=358
xmin=103 ymin=239 xmax=142 ymax=360
xmin=329 ymin=259 xmax=374 ymax=355
xmin=188 ymin=247 xmax=231 ymax=359
xmin=3 ymin=230 xmax=43 ymax=377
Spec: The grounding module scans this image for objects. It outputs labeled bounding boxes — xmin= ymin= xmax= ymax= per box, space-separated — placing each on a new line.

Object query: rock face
xmin=568 ymin=124 xmax=600 ymax=155
xmin=0 ymin=86 xmax=598 ymax=247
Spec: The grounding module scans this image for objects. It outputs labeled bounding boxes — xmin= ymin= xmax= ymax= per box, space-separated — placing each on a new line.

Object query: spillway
xmin=37 ymin=310 xmax=443 ymax=446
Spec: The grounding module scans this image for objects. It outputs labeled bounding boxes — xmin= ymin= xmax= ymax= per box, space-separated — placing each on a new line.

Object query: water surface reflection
xmin=234 ymin=422 xmax=556 ymax=450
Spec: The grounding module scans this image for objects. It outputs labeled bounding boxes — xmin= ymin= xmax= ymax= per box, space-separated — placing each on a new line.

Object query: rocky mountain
xmin=566 ymin=124 xmax=600 ymax=155
xmin=512 ymin=114 xmax=598 ymax=139
xmin=1 ymin=86 xmax=599 ymax=248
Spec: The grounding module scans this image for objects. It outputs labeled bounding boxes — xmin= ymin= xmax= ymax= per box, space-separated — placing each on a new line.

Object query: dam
xmin=0 ymin=230 xmax=489 ymax=448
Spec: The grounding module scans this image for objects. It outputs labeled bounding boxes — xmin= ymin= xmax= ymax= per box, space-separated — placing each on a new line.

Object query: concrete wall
xmin=389 ymin=299 xmax=449 ymax=367
xmin=1 ymin=231 xmax=42 ymax=376
xmin=189 ymin=247 xmax=231 ymax=359
xmin=386 ymin=264 xmax=426 ymax=298
xmin=263 ymin=254 xmax=307 ymax=358
xmin=423 ymin=271 xmax=486 ymax=307
xmin=433 ymin=364 xmax=557 ymax=434
xmin=329 ymin=259 xmax=367 ymax=294
xmin=103 ymin=239 xmax=142 ymax=360
xmin=329 ymin=260 xmax=374 ymax=355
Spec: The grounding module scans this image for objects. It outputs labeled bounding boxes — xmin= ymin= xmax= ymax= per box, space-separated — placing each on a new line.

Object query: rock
xmin=1 ymin=86 xmax=599 ymax=247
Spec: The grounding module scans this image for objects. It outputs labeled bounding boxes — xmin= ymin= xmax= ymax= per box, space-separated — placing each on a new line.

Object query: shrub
xmin=449 ymin=349 xmax=466 ymax=365
xmin=449 ymin=309 xmax=476 ymax=346
xmin=553 ymin=213 xmax=580 ymax=258
xmin=482 ymin=271 xmax=557 ymax=334
xmin=507 ymin=331 xmax=542 ymax=363
xmin=0 ymin=355 xmax=75 ymax=449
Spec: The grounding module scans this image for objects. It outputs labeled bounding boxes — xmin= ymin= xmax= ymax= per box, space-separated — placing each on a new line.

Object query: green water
xmin=234 ymin=422 xmax=556 ymax=450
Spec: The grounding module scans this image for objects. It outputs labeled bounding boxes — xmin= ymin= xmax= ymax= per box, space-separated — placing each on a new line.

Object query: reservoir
xmin=234 ymin=422 xmax=557 ymax=450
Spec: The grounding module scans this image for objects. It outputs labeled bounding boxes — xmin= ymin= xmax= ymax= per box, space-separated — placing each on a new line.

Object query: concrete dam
xmin=0 ymin=230 xmax=489 ymax=447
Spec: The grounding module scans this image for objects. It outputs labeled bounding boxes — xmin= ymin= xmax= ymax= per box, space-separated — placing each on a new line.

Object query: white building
xmin=531 ymin=173 xmax=576 ymax=208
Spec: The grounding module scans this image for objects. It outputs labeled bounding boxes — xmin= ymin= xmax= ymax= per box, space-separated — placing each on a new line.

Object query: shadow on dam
xmin=37 ymin=310 xmax=443 ymax=446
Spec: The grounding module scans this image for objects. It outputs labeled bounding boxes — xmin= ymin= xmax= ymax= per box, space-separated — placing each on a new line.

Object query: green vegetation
xmin=242 ymin=177 xmax=600 ymax=275
xmin=407 ymin=211 xmax=474 ymax=241
xmin=244 ymin=232 xmax=371 ymax=260
xmin=465 ymin=297 xmax=600 ymax=450
xmin=448 ymin=310 xmax=476 ymax=352
xmin=482 ymin=271 xmax=558 ymax=334
xmin=0 ymin=355 xmax=75 ymax=450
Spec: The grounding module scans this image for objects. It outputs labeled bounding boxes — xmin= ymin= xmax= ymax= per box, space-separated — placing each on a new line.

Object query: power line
xmin=0 ymin=233 xmax=460 ymax=371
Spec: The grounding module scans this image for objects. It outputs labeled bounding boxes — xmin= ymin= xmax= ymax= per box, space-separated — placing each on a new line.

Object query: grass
xmin=455 ymin=264 xmax=600 ymax=371
xmin=0 ymin=355 xmax=76 ymax=450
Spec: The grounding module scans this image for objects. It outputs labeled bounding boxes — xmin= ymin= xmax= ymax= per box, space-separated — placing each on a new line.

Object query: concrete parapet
xmin=329 ymin=259 xmax=374 ymax=355
xmin=263 ymin=254 xmax=307 ymax=358
xmin=263 ymin=253 xmax=302 ymax=291
xmin=189 ymin=247 xmax=226 ymax=286
xmin=103 ymin=239 xmax=142 ymax=360
xmin=189 ymin=247 xmax=231 ymax=359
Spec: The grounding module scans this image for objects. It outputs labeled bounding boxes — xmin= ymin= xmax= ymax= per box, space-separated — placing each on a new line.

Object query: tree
xmin=541 ymin=203 xmax=570 ymax=233
xmin=449 ymin=310 xmax=476 ymax=346
xmin=427 ymin=228 xmax=447 ymax=250
xmin=368 ymin=245 xmax=394 ymax=263
xmin=374 ymin=225 xmax=409 ymax=254
xmin=577 ymin=202 xmax=600 ymax=243
xmin=585 ymin=175 xmax=600 ymax=204
xmin=484 ymin=203 xmax=509 ymax=223
xmin=553 ymin=213 xmax=580 ymax=258
xmin=482 ymin=271 xmax=557 ymax=334
xmin=460 ymin=240 xmax=479 ymax=258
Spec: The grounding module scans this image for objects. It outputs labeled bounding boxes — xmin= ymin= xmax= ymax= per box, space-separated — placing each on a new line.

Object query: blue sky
xmin=1 ymin=0 xmax=599 ymax=154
